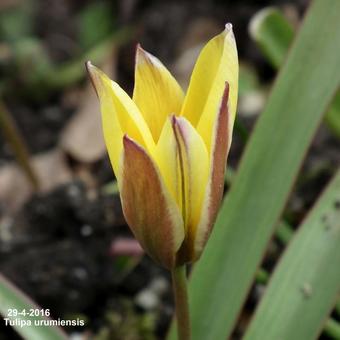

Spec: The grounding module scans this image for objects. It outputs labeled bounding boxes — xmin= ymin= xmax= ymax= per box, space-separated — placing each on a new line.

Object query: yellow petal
xmin=86 ymin=62 xmax=155 ymax=179
xmin=193 ymin=82 xmax=231 ymax=259
xmin=180 ymin=24 xmax=238 ymax=153
xmin=155 ymin=117 xmax=179 ymax=205
xmin=133 ymin=45 xmax=184 ymax=142
xmin=121 ymin=135 xmax=184 ymax=269
xmin=171 ymin=116 xmax=209 ymax=264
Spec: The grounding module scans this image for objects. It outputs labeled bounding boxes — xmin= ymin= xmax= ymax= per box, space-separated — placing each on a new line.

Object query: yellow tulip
xmin=86 ymin=23 xmax=238 ymax=269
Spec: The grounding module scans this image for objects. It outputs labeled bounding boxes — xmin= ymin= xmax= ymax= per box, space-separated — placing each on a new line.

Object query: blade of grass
xmin=253 ymin=194 xmax=340 ymax=339
xmin=254 ymin=267 xmax=340 ymax=339
xmin=324 ymin=319 xmax=340 ymax=340
xmin=0 ymin=101 xmax=39 ymax=189
xmin=0 ymin=274 xmax=68 ymax=340
xmin=255 ymin=268 xmax=270 ymax=285
xmin=325 ymin=92 xmax=340 ymax=139
xmin=275 ymin=220 xmax=294 ymax=244
xmin=167 ymin=0 xmax=340 ymax=338
xmin=249 ymin=7 xmax=340 ymax=138
xmin=249 ymin=7 xmax=294 ymax=68
xmin=244 ymin=171 xmax=340 ymax=340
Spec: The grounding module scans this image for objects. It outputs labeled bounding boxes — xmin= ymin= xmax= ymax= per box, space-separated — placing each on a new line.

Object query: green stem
xmin=171 ymin=265 xmax=191 ymax=340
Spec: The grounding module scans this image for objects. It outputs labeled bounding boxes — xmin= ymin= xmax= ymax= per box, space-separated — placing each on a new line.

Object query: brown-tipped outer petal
xmin=120 ymin=135 xmax=184 ymax=269
xmin=193 ymin=82 xmax=231 ymax=260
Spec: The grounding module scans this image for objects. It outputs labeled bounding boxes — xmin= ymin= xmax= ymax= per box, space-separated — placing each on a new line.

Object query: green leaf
xmin=166 ymin=0 xmax=340 ymax=338
xmin=0 ymin=274 xmax=68 ymax=340
xmin=77 ymin=2 xmax=115 ymax=50
xmin=275 ymin=220 xmax=294 ymax=244
xmin=249 ymin=6 xmax=340 ymax=138
xmin=325 ymin=92 xmax=340 ymax=139
xmin=238 ymin=63 xmax=260 ymax=96
xmin=324 ymin=318 xmax=340 ymax=340
xmin=249 ymin=7 xmax=294 ymax=68
xmin=0 ymin=1 xmax=34 ymax=42
xmin=243 ymin=171 xmax=340 ymax=340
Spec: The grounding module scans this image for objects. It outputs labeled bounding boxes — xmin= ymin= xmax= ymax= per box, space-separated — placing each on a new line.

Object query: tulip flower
xmin=87 ymin=23 xmax=238 ymax=340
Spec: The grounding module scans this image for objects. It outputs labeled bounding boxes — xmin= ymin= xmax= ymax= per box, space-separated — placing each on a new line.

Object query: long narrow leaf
xmin=249 ymin=7 xmax=294 ymax=68
xmin=167 ymin=0 xmax=340 ymax=339
xmin=244 ymin=171 xmax=340 ymax=340
xmin=250 ymin=6 xmax=340 ymax=138
xmin=324 ymin=319 xmax=340 ymax=340
xmin=0 ymin=274 xmax=68 ymax=340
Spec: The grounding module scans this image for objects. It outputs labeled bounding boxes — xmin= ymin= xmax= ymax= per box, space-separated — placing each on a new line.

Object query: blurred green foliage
xmin=77 ymin=2 xmax=116 ymax=50
xmin=0 ymin=1 xmax=122 ymax=100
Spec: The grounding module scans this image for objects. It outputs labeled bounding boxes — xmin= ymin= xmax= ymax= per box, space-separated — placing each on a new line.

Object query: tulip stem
xmin=171 ymin=265 xmax=191 ymax=340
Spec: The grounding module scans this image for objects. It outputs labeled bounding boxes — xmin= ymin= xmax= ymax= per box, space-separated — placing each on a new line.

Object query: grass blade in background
xmin=248 ymin=7 xmax=294 ymax=68
xmin=0 ymin=102 xmax=39 ymax=189
xmin=254 ymin=221 xmax=340 ymax=339
xmin=167 ymin=0 xmax=340 ymax=338
xmin=324 ymin=319 xmax=340 ymax=340
xmin=325 ymin=92 xmax=340 ymax=139
xmin=244 ymin=171 xmax=340 ymax=340
xmin=0 ymin=274 xmax=68 ymax=340
xmin=249 ymin=7 xmax=340 ymax=138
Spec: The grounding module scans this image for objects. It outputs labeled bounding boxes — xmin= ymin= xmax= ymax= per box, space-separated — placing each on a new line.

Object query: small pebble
xmin=135 ymin=277 xmax=168 ymax=310
xmin=254 ymin=284 xmax=266 ymax=302
xmin=135 ymin=289 xmax=159 ymax=310
xmin=69 ymin=333 xmax=86 ymax=340
xmin=0 ymin=216 xmax=13 ymax=243
xmin=149 ymin=277 xmax=169 ymax=295
xmin=81 ymin=224 xmax=93 ymax=237
xmin=67 ymin=184 xmax=81 ymax=198
xmin=73 ymin=267 xmax=88 ymax=280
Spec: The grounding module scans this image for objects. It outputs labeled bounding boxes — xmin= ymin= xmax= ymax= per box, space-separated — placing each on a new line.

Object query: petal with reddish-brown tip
xmin=85 ymin=61 xmax=155 ymax=180
xmin=193 ymin=82 xmax=231 ymax=260
xmin=120 ymin=135 xmax=184 ymax=269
